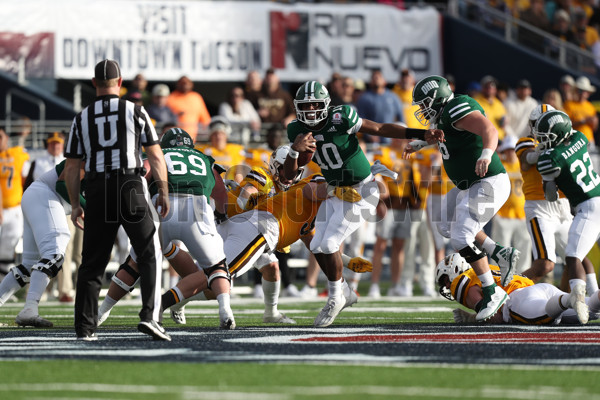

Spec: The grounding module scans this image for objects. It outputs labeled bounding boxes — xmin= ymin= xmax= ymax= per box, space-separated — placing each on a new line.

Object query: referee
xmin=64 ymin=59 xmax=170 ymax=341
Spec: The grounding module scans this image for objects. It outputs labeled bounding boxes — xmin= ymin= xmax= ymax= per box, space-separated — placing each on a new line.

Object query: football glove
xmin=347 ymin=257 xmax=373 ymax=273
xmin=370 ymin=160 xmax=398 ymax=180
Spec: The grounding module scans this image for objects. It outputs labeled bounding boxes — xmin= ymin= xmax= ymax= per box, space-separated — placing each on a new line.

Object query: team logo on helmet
xmin=533 ymin=110 xmax=573 ymax=151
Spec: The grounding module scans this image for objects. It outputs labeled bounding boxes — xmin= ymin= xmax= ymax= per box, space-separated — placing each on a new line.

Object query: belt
xmin=86 ymin=167 xmax=146 ymax=180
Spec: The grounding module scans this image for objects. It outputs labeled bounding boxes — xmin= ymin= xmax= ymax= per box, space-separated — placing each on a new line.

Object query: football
xmin=297 ymin=150 xmax=314 ymax=167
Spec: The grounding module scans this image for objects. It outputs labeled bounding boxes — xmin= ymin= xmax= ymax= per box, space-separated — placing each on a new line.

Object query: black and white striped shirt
xmin=65 ymin=95 xmax=159 ymax=172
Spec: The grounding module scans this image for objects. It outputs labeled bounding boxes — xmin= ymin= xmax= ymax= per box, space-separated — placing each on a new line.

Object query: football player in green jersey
xmin=98 ymin=128 xmax=236 ymax=330
xmin=285 ymin=80 xmax=444 ymax=327
xmin=535 ymin=110 xmax=600 ymax=324
xmin=409 ymin=75 xmax=522 ymax=322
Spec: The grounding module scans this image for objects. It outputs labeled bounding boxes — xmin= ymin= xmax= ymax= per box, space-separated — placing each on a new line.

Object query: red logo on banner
xmin=269 ymin=11 xmax=308 ymax=70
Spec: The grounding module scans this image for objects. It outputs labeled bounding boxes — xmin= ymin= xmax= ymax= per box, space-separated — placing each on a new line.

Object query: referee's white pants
xmin=20 ymin=182 xmax=70 ymax=270
xmin=439 ymin=173 xmax=510 ymax=251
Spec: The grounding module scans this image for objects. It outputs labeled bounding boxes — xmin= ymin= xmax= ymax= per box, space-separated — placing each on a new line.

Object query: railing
xmin=4 ymin=89 xmax=46 ymax=149
xmin=447 ymin=0 xmax=598 ymax=75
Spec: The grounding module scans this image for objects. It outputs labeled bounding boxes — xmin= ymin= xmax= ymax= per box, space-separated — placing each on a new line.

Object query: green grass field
xmin=0 ymin=292 xmax=599 ymax=400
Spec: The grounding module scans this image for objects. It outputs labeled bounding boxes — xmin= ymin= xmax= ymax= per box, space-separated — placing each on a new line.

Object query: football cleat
xmin=15 ymin=307 xmax=53 ymax=328
xmin=263 ymin=312 xmax=296 ymax=324
xmin=476 ymin=284 xmax=508 ymax=321
xmin=76 ymin=333 xmax=98 ymax=342
xmin=97 ymin=309 xmax=111 ymax=326
xmin=314 ymin=295 xmax=345 ymax=328
xmin=347 ymin=257 xmax=373 ymax=273
xmin=569 ymin=284 xmax=589 ymax=325
xmin=138 ymin=320 xmax=171 ymax=341
xmin=170 ymin=306 xmax=187 ymax=325
xmin=491 ymin=245 xmax=520 ymax=286
xmin=343 ymin=287 xmax=358 ymax=309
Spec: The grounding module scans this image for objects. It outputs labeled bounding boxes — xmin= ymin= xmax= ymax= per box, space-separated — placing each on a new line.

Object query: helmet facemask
xmin=294 ymin=81 xmax=331 ymax=127
xmin=269 ymin=145 xmax=304 ymax=191
xmin=533 ymin=110 xmax=573 ymax=151
xmin=435 ymin=253 xmax=471 ymax=301
xmin=412 ymin=76 xmax=454 ymax=126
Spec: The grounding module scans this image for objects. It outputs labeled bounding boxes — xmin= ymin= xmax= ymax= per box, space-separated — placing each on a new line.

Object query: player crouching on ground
xmin=436 ymin=253 xmax=598 ymax=325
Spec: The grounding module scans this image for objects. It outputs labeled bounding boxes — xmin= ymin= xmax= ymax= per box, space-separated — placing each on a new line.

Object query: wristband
xmin=405 ymin=128 xmax=427 ymax=140
xmin=479 ymin=148 xmax=494 ymax=160
xmin=525 ymin=150 xmax=539 ymax=164
xmin=288 ymin=148 xmax=300 ymax=159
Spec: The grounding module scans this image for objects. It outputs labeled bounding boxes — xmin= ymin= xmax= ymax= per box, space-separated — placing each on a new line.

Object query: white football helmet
xmin=528 ymin=103 xmax=555 ymax=133
xmin=269 ymin=145 xmax=304 ymax=191
xmin=435 ymin=253 xmax=472 ymax=300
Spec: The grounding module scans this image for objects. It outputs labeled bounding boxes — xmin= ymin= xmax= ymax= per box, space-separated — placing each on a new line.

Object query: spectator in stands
xmin=146 ymin=84 xmax=177 ymax=132
xmin=356 ymin=68 xmax=404 ymax=143
xmin=473 ymin=75 xmax=508 ymax=140
xmin=392 ymin=68 xmax=424 ymax=128
xmin=492 ymin=136 xmax=531 ymax=273
xmin=195 ymin=116 xmax=247 ymax=182
xmin=466 ymin=81 xmax=482 ymax=98
xmin=254 ymin=68 xmax=296 ymax=127
xmin=520 ymin=0 xmax=551 ymax=52
xmin=559 ymin=74 xmax=576 ymax=102
xmin=542 ymin=88 xmax=565 ymax=110
xmin=352 ymin=78 xmax=366 ymax=106
xmin=504 ymin=79 xmax=539 ymax=138
xmin=339 ymin=76 xmax=356 ymax=106
xmin=124 ymin=90 xmax=143 ymax=107
xmin=328 ymin=72 xmax=345 ymax=106
xmin=218 ymin=86 xmax=261 ymax=145
xmin=128 ymin=73 xmax=151 ymax=106
xmin=548 ymin=10 xmax=576 ymax=59
xmin=167 ymin=76 xmax=211 ymax=141
xmin=244 ymin=70 xmax=263 ymax=110
xmin=24 ymin=131 xmax=65 ymax=189
xmin=564 ymin=75 xmax=598 ymax=146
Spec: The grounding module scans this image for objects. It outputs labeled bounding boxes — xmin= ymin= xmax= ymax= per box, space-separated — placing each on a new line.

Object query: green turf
xmin=0 ymin=294 xmax=599 ymax=400
xmin=0 ymin=360 xmax=598 ymax=399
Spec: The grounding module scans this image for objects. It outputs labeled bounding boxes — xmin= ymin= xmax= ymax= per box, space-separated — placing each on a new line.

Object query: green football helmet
xmin=412 ymin=75 xmax=454 ymax=125
xmin=533 ymin=110 xmax=573 ymax=151
xmin=160 ymin=127 xmax=194 ymax=149
xmin=294 ymin=81 xmax=331 ymax=126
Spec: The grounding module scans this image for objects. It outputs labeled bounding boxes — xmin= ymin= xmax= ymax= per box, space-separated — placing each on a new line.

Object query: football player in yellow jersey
xmin=368 ymin=138 xmax=415 ymax=298
xmin=491 ymin=136 xmax=531 ymax=273
xmin=195 ymin=117 xmax=247 ymax=182
xmin=0 ymin=128 xmax=30 ymax=275
xmin=516 ymin=105 xmax=598 ymax=292
xmin=436 ymin=253 xmax=599 ymax=325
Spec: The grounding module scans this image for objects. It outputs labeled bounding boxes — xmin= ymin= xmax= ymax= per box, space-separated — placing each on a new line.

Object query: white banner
xmin=0 ymin=0 xmax=442 ymax=82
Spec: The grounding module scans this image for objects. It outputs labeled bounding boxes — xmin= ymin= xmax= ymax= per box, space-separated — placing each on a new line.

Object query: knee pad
xmin=162 ymin=242 xmax=180 ymax=260
xmin=458 ymin=243 xmax=487 ymax=264
xmin=204 ymin=259 xmax=230 ymax=290
xmin=111 ymin=257 xmax=141 ymax=293
xmin=32 ymin=255 xmax=64 ymax=279
xmin=11 ymin=264 xmax=31 ymax=287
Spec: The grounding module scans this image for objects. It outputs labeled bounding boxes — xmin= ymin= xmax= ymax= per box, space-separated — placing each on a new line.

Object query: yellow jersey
xmin=373 ymin=147 xmax=415 ymax=200
xmin=244 ymin=147 xmax=271 ymax=169
xmin=515 ymin=137 xmax=565 ymax=201
xmin=0 ymin=146 xmax=29 ymax=208
xmin=195 ymin=143 xmax=247 ymax=181
xmin=256 ymin=174 xmax=326 ymax=251
xmin=473 ymin=94 xmax=507 ymax=140
xmin=496 ymin=159 xmax=525 ymax=219
xmin=451 ymin=265 xmax=534 ymax=309
xmin=391 ymin=85 xmax=426 ymax=129
xmin=226 ymin=166 xmax=277 ymax=218
xmin=563 ymin=100 xmax=597 ymax=144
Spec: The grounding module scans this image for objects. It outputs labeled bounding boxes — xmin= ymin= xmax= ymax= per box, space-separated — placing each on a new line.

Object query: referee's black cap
xmin=94 ymin=59 xmax=121 ymax=81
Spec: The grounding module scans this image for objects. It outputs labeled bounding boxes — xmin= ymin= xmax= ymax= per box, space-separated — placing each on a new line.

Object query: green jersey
xmin=154 ymin=147 xmax=216 ymax=198
xmin=537 ymin=130 xmax=600 ymax=207
xmin=434 ymin=95 xmax=505 ymax=190
xmin=287 ymin=105 xmax=371 ymax=186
